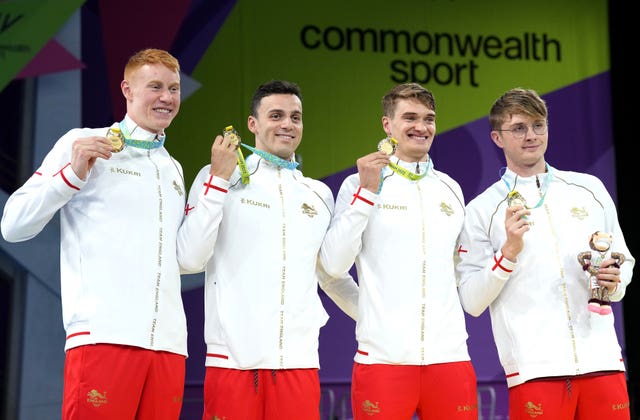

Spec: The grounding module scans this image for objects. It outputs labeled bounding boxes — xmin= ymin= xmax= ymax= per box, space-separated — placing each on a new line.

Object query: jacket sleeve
xmin=317 ymin=256 xmax=359 ymax=320
xmin=455 ymin=202 xmax=514 ymax=317
xmin=319 ymin=175 xmax=377 ymax=278
xmin=1 ymin=130 xmax=85 ymax=242
xmin=176 ymin=165 xmax=228 ymax=274
xmin=596 ymin=178 xmax=635 ymax=302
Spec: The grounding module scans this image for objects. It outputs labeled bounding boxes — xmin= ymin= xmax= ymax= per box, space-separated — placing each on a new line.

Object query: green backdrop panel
xmin=168 ymin=0 xmax=609 ymax=184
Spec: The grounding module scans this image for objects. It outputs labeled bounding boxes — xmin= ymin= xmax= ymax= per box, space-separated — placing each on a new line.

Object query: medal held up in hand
xmin=223 ymin=125 xmax=241 ymax=146
xmin=377 ymin=137 xmax=398 ymax=155
xmin=223 ymin=125 xmax=250 ymax=184
xmin=106 ymin=127 xmax=125 ymax=152
xmin=507 ymin=190 xmax=530 ymax=221
xmin=507 ymin=190 xmax=526 ymax=208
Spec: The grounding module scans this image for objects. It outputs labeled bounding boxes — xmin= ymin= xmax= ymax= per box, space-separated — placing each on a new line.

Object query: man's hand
xmin=356 ymin=151 xmax=390 ymax=193
xmin=71 ymin=136 xmax=114 ymax=180
xmin=596 ymin=258 xmax=622 ymax=293
xmin=500 ymin=204 xmax=531 ymax=261
xmin=209 ymin=134 xmax=238 ymax=180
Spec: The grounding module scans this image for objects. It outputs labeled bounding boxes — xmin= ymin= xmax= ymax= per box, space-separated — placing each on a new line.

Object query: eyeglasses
xmin=496 ymin=121 xmax=547 ymax=139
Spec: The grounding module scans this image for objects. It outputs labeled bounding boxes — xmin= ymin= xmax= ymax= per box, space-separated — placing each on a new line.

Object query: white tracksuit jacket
xmin=320 ymin=157 xmax=472 ymax=365
xmin=456 ymin=165 xmax=634 ymax=387
xmin=177 ymin=153 xmax=358 ymax=370
xmin=1 ymin=115 xmax=188 ymax=355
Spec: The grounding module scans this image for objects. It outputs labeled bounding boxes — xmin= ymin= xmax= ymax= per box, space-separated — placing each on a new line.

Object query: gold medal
xmin=223 ymin=125 xmax=241 ymax=146
xmin=507 ymin=190 xmax=527 ymax=208
xmin=106 ymin=127 xmax=125 ymax=152
xmin=377 ymin=137 xmax=397 ymax=155
xmin=223 ymin=125 xmax=250 ymax=184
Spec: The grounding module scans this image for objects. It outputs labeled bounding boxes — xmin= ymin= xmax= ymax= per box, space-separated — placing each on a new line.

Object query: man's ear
xmin=121 ymin=80 xmax=132 ymax=101
xmin=381 ymin=116 xmax=391 ymax=136
xmin=247 ymin=115 xmax=257 ymax=134
xmin=491 ymin=131 xmax=504 ymax=149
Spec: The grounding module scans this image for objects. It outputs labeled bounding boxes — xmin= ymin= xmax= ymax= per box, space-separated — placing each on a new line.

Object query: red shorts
xmin=509 ymin=372 xmax=630 ymax=420
xmin=202 ymin=367 xmax=321 ymax=420
xmin=62 ymin=344 xmax=185 ymax=420
xmin=351 ymin=361 xmax=478 ymax=419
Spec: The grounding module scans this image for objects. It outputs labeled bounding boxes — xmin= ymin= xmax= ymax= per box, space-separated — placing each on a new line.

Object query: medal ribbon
xmin=223 ymin=126 xmax=250 ymax=184
xmin=240 ymin=143 xmax=299 ymax=170
xmin=388 ymin=161 xmax=428 ymax=181
xmin=500 ymin=163 xmax=552 ymax=209
xmin=118 ymin=120 xmax=165 ymax=150
xmin=236 ymin=147 xmax=250 ymax=184
xmin=377 ymin=159 xmax=431 ymax=193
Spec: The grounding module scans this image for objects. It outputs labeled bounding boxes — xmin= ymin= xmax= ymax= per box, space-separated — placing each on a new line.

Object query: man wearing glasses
xmin=456 ymin=87 xmax=634 ymax=419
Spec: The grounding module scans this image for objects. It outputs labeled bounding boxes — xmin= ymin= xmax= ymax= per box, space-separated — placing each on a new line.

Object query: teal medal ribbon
xmin=500 ymin=163 xmax=552 ymax=210
xmin=240 ymin=143 xmax=299 ymax=170
xmin=118 ymin=120 xmax=165 ymax=150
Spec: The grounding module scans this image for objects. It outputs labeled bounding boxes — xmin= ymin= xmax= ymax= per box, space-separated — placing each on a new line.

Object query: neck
xmin=241 ymin=144 xmax=299 ymax=170
xmin=394 ymin=152 xmax=428 ymax=164
xmin=508 ymin=162 xmax=547 ymax=178
xmin=255 ymin=145 xmax=293 ymax=161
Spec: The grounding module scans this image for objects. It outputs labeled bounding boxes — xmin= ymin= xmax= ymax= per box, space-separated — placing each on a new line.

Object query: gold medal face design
xmin=223 ymin=125 xmax=241 ymax=146
xmin=106 ymin=127 xmax=125 ymax=152
xmin=377 ymin=137 xmax=397 ymax=155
